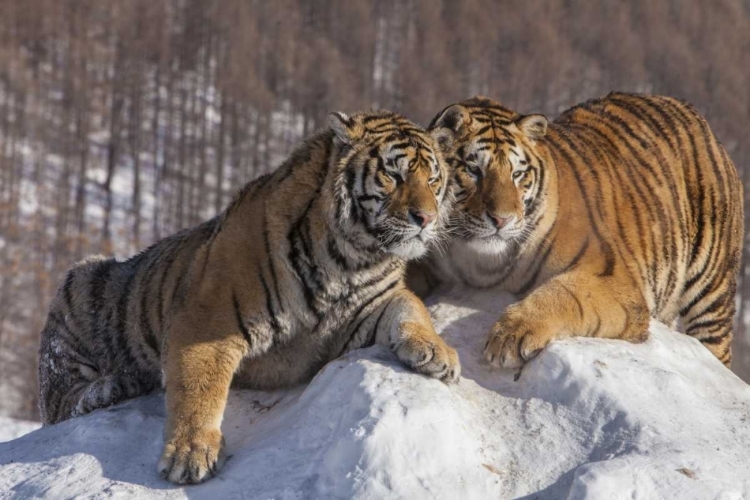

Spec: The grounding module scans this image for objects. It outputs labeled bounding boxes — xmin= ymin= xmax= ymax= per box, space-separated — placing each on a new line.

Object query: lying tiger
xmin=38 ymin=110 xmax=459 ymax=484
xmin=416 ymin=93 xmax=742 ymax=368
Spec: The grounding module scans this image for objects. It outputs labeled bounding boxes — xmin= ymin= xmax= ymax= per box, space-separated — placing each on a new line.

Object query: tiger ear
xmin=428 ymin=104 xmax=470 ymax=152
xmin=517 ymin=114 xmax=548 ymax=140
xmin=328 ymin=111 xmax=364 ymax=144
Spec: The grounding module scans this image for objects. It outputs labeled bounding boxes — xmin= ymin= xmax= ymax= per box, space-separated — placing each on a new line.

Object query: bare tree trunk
xmin=102 ymin=35 xmax=124 ymax=252
xmin=214 ymin=93 xmax=227 ymax=214
xmin=130 ymin=84 xmax=143 ymax=250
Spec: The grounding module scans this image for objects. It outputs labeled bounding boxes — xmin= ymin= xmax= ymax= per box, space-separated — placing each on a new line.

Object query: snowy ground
xmin=1 ymin=287 xmax=749 ymax=499
xmin=0 ymin=418 xmax=39 ymax=445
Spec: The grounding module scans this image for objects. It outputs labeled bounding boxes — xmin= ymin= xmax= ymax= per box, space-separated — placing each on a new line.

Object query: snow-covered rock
xmin=1 ymin=287 xmax=749 ymax=499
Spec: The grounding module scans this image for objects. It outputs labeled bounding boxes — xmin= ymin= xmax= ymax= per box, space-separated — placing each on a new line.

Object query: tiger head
xmin=428 ymin=97 xmax=549 ymax=254
xmin=328 ymin=110 xmax=451 ymax=260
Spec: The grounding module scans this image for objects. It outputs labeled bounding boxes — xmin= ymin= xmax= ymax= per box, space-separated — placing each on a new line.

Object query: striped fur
xmin=38 ymin=110 xmax=459 ymax=484
xmin=416 ymin=93 xmax=742 ymax=369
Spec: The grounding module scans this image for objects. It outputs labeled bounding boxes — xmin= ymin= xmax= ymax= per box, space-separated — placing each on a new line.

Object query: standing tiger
xmin=38 ymin=110 xmax=460 ymax=484
xmin=416 ymin=93 xmax=742 ymax=369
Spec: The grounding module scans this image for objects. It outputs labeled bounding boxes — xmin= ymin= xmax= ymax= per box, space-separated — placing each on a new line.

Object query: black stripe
xmin=388 ymin=141 xmax=412 ymax=151
xmin=138 ymin=257 xmax=161 ymax=356
xmin=263 ymin=222 xmax=284 ymax=313
xmin=349 ymin=316 xmax=370 ymax=344
xmin=719 ymin=349 xmax=731 ymax=363
xmin=638 ymin=97 xmax=692 ymax=225
xmin=590 ymin=313 xmax=602 ymax=337
xmin=327 ymin=233 xmax=351 ymax=271
xmin=89 ymin=261 xmax=116 ymax=367
xmin=156 ymin=247 xmax=180 ymax=333
xmin=287 ymin=192 xmax=325 ymax=318
xmin=50 ymin=310 xmax=98 ymax=364
xmin=475 ymin=125 xmax=492 ymax=136
xmin=61 ymin=270 xmax=83 ymax=327
xmin=358 ymin=194 xmax=384 ymax=203
xmin=169 ymin=253 xmax=192 ymax=311
xmin=288 ymin=231 xmax=321 ymax=318
xmin=679 ymin=290 xmax=704 ymax=317
xmin=560 ymin=118 xmax=652 ymax=290
xmin=662 ymin=99 xmax=705 ymax=270
xmin=561 ymin=115 xmax=656 ymax=282
xmin=688 ymin=110 xmax=727 ymax=290
xmin=232 ymin=292 xmax=253 ymax=347
xmin=566 ymin=124 xmax=645 ymax=290
xmin=698 ymin=332 xmax=730 ymax=345
xmin=563 ymin=121 xmax=641 ymax=237
xmin=258 ymin=263 xmax=282 ymax=334
xmin=114 ymin=269 xmax=141 ymax=369
xmin=685 ymin=317 xmax=729 ymax=335
xmin=608 ymin=96 xmax=684 ymax=301
xmin=350 ymin=279 xmax=401 ymax=327
xmin=517 ymin=233 xmax=555 ymax=296
xmin=621 ymin=307 xmax=631 ymax=338
xmin=350 ymin=295 xmax=397 ymax=356
xmin=688 ymin=289 xmax=731 ymax=321
xmin=300 ymin=215 xmax=325 ymax=291
xmin=559 ymin=283 xmax=583 ymax=319
xmin=667 ymin=101 xmax=719 ymax=267
xmin=363 ymin=114 xmax=392 ymax=124
xmin=549 ymin=131 xmax=615 ymax=277
xmin=361 ymin=158 xmax=374 ymax=198
xmin=560 ymin=237 xmax=590 ymax=274
xmin=346 ymin=163 xmax=362 ymax=222
xmin=370 ymin=296 xmax=394 ymax=344
xmin=683 ymin=270 xmax=705 ymax=292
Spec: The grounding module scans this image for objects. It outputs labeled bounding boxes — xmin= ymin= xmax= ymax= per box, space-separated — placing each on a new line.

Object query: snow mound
xmin=1 ymin=287 xmax=749 ymax=499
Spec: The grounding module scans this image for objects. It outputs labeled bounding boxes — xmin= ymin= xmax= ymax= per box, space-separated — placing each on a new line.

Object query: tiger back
xmin=422 ymin=93 xmax=742 ymax=368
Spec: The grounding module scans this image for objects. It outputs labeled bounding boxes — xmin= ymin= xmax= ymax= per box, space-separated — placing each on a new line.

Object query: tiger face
xmin=329 ymin=111 xmax=450 ymax=260
xmin=429 ymin=97 xmax=548 ymax=254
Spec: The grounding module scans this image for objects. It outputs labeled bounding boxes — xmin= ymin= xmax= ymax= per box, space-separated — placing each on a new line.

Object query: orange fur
xmin=420 ymin=93 xmax=742 ymax=368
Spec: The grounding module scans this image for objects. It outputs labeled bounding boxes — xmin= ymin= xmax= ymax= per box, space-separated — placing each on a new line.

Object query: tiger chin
xmin=414 ymin=93 xmax=742 ymax=370
xmin=38 ymin=110 xmax=460 ymax=484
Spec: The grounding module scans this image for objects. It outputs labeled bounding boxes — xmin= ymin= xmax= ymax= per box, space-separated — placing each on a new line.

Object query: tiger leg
xmin=374 ymin=288 xmax=460 ymax=382
xmin=680 ymin=274 xmax=737 ymax=366
xmin=483 ymin=270 xmax=649 ymax=369
xmin=157 ymin=315 xmax=248 ymax=485
xmin=39 ymin=320 xmax=93 ymax=425
xmin=39 ymin=317 xmax=154 ymax=425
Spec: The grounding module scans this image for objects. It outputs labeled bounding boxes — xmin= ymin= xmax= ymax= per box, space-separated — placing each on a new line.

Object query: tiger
xmin=414 ymin=93 xmax=743 ymax=370
xmin=38 ymin=109 xmax=460 ymax=485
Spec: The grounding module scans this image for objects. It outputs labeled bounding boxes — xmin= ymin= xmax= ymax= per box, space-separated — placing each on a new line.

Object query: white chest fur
xmin=432 ymin=239 xmax=519 ymax=289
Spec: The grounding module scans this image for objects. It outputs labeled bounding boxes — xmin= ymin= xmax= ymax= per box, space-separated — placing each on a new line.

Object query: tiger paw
xmin=394 ymin=332 xmax=461 ymax=383
xmin=157 ymin=428 xmax=225 ymax=484
xmin=483 ymin=309 xmax=552 ymax=369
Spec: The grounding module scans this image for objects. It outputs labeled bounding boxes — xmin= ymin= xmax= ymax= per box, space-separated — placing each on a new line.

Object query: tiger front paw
xmin=483 ymin=308 xmax=552 ymax=369
xmin=157 ymin=427 xmax=225 ymax=485
xmin=394 ymin=330 xmax=461 ymax=383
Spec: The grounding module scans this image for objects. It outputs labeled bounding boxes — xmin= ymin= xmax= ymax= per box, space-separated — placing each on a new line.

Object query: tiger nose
xmin=488 ymin=212 xmax=512 ymax=229
xmin=410 ymin=210 xmax=436 ymax=228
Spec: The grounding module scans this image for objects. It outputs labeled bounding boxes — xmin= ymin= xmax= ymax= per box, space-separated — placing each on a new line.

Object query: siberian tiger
xmin=417 ymin=93 xmax=742 ymax=369
xmin=38 ymin=110 xmax=459 ymax=484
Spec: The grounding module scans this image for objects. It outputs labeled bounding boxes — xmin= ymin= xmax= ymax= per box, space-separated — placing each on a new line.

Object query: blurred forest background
xmin=1 ymin=0 xmax=749 ymax=420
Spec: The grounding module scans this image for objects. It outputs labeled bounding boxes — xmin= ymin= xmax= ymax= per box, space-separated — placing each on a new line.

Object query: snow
xmin=1 ymin=286 xmax=749 ymax=499
xmin=0 ymin=418 xmax=40 ymax=444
